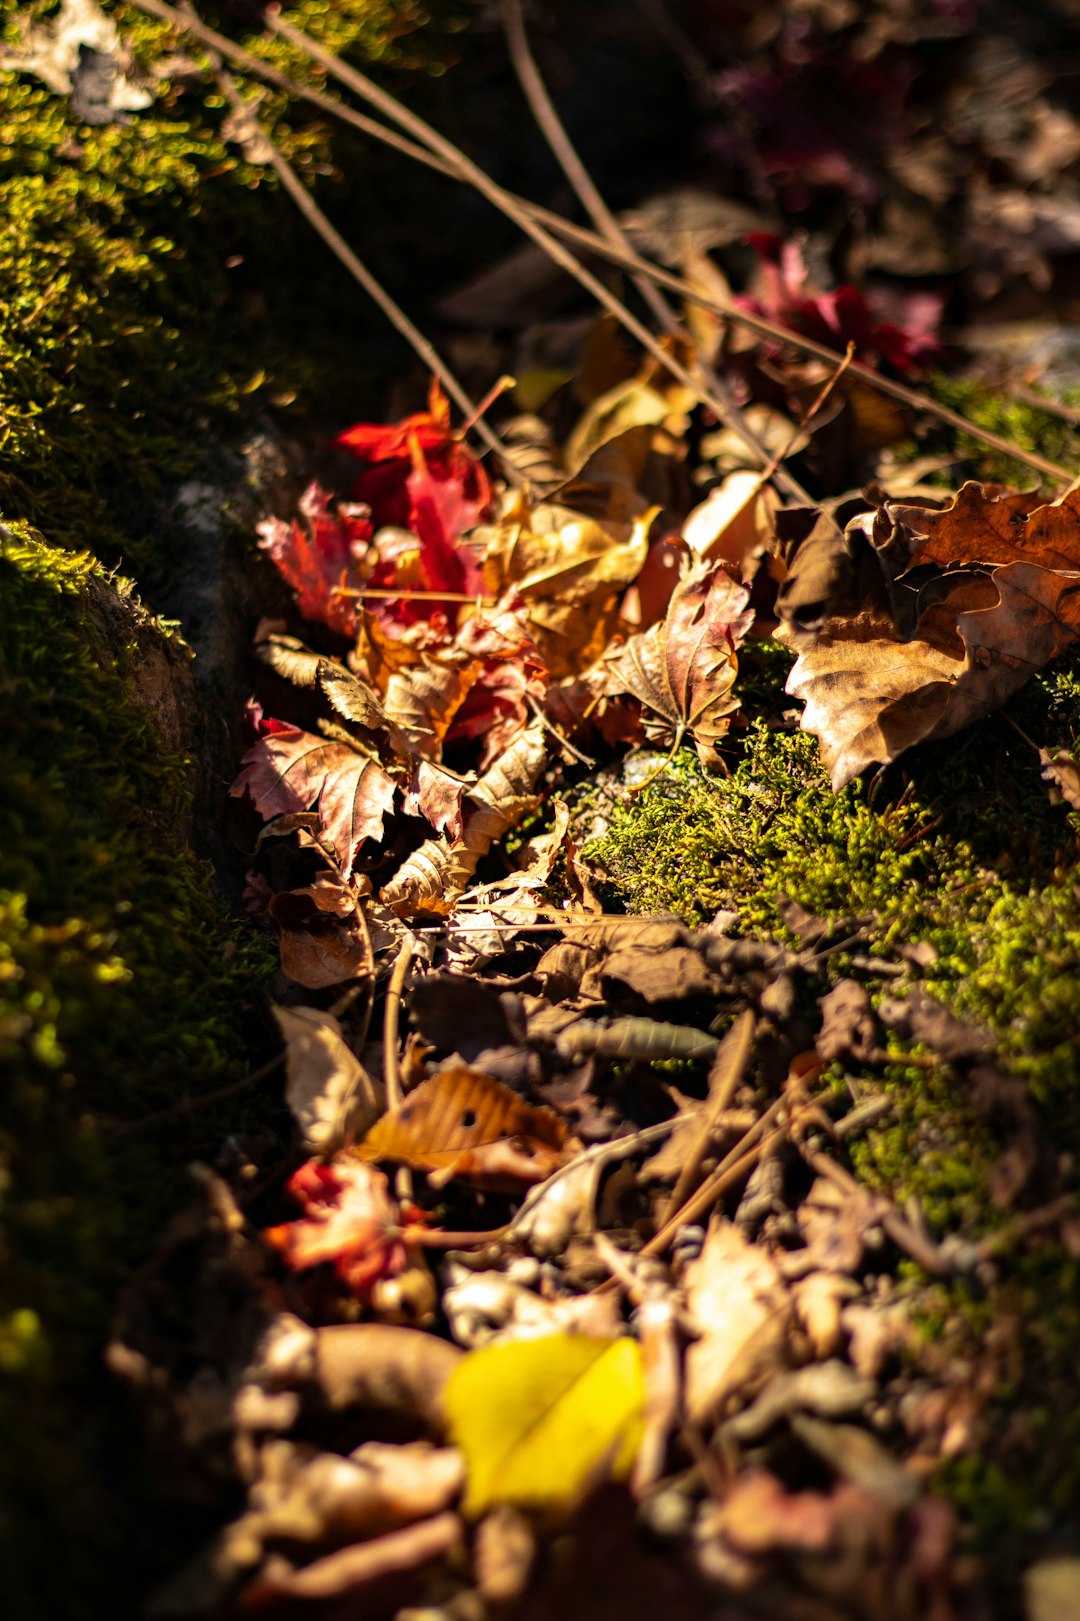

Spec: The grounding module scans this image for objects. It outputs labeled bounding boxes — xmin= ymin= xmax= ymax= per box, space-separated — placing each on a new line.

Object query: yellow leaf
xmin=445 ymin=1334 xmax=644 ymax=1518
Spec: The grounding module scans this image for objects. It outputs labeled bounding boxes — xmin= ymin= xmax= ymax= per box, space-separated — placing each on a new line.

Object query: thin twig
xmin=383 ymin=938 xmax=414 ymax=1200
xmin=129 ymin=0 xmax=1075 ymax=484
xmin=210 ymin=58 xmax=522 ymax=483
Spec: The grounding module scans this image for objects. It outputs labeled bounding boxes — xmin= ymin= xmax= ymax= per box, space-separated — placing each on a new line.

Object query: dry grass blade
xmin=661 ymin=1008 xmax=755 ymax=1223
xmin=263 ymin=8 xmax=758 ymax=475
xmin=500 ymin=0 xmax=811 ymax=504
xmin=209 ymin=59 xmax=521 ymax=481
xmin=130 ymin=0 xmax=1074 ymax=484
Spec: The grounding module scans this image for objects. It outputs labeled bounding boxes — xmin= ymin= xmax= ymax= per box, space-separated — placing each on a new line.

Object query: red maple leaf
xmin=231 ymin=713 xmax=396 ymax=872
xmin=737 ymin=234 xmax=941 ymax=376
xmin=257 ymin=484 xmax=373 ymax=636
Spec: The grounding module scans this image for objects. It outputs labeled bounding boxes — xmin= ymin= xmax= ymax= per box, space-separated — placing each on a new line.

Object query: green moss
xmin=0 ymin=531 xmax=277 ymax=1612
xmin=585 ymin=692 xmax=1080 ymax=1559
xmin=913 ymin=373 xmax=1080 ymax=490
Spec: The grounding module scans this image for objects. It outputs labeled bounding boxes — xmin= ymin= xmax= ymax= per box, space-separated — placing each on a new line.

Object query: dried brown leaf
xmin=381 ymin=720 xmax=547 ymax=917
xmin=273 ymin=1005 xmax=381 ymax=1154
xmin=604 ymin=565 xmax=753 ymax=767
xmin=683 ymin=1220 xmax=791 ymax=1424
xmin=352 ymin=1063 xmax=571 ymax=1191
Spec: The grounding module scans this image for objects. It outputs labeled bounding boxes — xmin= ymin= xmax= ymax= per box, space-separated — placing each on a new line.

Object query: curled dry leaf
xmin=263 ymin=1159 xmax=418 ymax=1297
xmin=242 ymin=1510 xmax=463 ymax=1603
xmin=352 ymin=1063 xmax=570 ymax=1192
xmin=603 ymin=564 xmax=754 ymax=768
xmin=381 ymin=720 xmax=548 ymax=917
xmin=268 ymin=881 xmax=372 ymax=989
xmin=683 ymin=1220 xmax=791 ymax=1424
xmin=273 ymin=1005 xmax=381 ymax=1154
xmin=312 ymin=1323 xmax=463 ymax=1433
xmin=442 ymin=1267 xmax=622 ymax=1348
xmin=1040 ymin=746 xmax=1080 ymax=810
xmin=444 ymin=1333 xmax=644 ymax=1518
xmin=232 ymin=718 xmax=396 ymax=873
xmin=479 ymin=485 xmax=653 ymax=676
xmin=780 ymin=483 xmax=1080 ymax=787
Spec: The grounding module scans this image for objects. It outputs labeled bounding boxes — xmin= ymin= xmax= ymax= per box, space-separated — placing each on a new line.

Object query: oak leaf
xmin=232 ymin=718 xmax=396 ymax=872
xmin=603 ymin=565 xmax=754 ymax=766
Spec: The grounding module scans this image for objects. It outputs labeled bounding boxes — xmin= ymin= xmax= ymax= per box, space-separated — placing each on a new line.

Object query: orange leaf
xmin=352 ymin=1065 xmax=570 ymax=1191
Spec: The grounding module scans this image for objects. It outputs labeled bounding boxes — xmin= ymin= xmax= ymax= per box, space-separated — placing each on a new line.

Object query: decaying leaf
xmin=604 ymin=564 xmax=754 ymax=767
xmin=263 ymin=1159 xmax=418 ymax=1296
xmin=480 ymin=486 xmax=653 ymax=676
xmin=1040 ymin=746 xmax=1080 ymax=810
xmin=683 ymin=1220 xmax=791 ymax=1424
xmin=352 ymin=1063 xmax=571 ymax=1190
xmin=273 ymin=1004 xmax=381 ymax=1154
xmin=242 ymin=1511 xmax=463 ymax=1603
xmin=443 ymin=1266 xmax=622 ymax=1348
xmin=445 ymin=1333 xmax=644 ymax=1517
xmin=232 ymin=718 xmax=396 ymax=873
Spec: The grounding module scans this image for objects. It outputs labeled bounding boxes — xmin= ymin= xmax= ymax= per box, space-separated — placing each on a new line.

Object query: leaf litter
xmin=93 ymin=0 xmax=1080 ymax=1616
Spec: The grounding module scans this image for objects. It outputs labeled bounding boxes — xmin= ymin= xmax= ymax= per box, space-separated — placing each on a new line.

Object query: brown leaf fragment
xmin=475 ymin=1505 xmax=537 ymax=1607
xmin=683 ymin=1220 xmax=791 ymax=1424
xmin=726 ymin=1360 xmax=873 ymax=1441
xmin=790 ymin=1414 xmax=920 ymax=1510
xmin=1040 ymin=746 xmax=1080 ymax=809
xmin=708 ymin=1469 xmax=839 ymax=1557
xmin=241 ymin=1509 xmax=463 ymax=1603
xmin=781 ymin=484 xmax=1080 ymax=785
xmin=269 ymin=882 xmax=372 ymax=989
xmin=273 ymin=1005 xmax=380 ymax=1154
xmin=603 ymin=565 xmax=753 ymax=767
xmin=351 ymin=1063 xmax=570 ymax=1191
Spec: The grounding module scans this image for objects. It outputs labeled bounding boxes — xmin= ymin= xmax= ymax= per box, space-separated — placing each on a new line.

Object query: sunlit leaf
xmin=445 ymin=1334 xmax=644 ymax=1517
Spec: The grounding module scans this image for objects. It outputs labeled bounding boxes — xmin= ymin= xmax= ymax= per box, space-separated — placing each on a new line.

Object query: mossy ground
xmin=583 ymin=388 xmax=1080 ymax=1571
xmin=0 ymin=3 xmax=470 ymax=1612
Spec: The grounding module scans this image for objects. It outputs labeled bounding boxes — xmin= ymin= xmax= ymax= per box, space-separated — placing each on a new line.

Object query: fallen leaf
xmin=1040 ymin=746 xmax=1080 ymax=810
xmin=1024 ymin=1558 xmax=1080 ymax=1621
xmin=604 ymin=564 xmax=754 ymax=768
xmin=273 ymin=1005 xmax=381 ymax=1154
xmin=442 ymin=1267 xmax=622 ymax=1347
xmin=242 ymin=1510 xmax=463 ymax=1602
xmin=0 ymin=0 xmax=152 ymax=122
xmin=232 ymin=717 xmax=396 ymax=873
xmin=682 ymin=470 xmax=778 ymax=580
xmin=780 ymin=484 xmax=1080 ymax=786
xmin=381 ymin=720 xmax=548 ymax=917
xmin=263 ymin=1159 xmax=416 ymax=1296
xmin=725 ymin=1360 xmax=873 ymax=1441
xmin=708 ymin=1468 xmax=839 ymax=1556
xmin=257 ymin=483 xmax=373 ymax=637
xmin=683 ymin=1220 xmax=791 ymax=1423
xmin=312 ymin=1323 xmax=463 ymax=1432
xmin=444 ymin=1333 xmax=644 ymax=1516
xmin=352 ymin=1064 xmax=570 ymax=1191
xmin=269 ymin=882 xmax=372 ymax=989
xmin=480 ymin=486 xmax=654 ymax=677
xmin=792 ymin=1414 xmax=921 ymax=1510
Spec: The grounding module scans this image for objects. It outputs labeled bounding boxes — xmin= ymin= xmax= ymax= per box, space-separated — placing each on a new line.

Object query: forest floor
xmin=4 ymin=3 xmax=1080 ymax=1619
